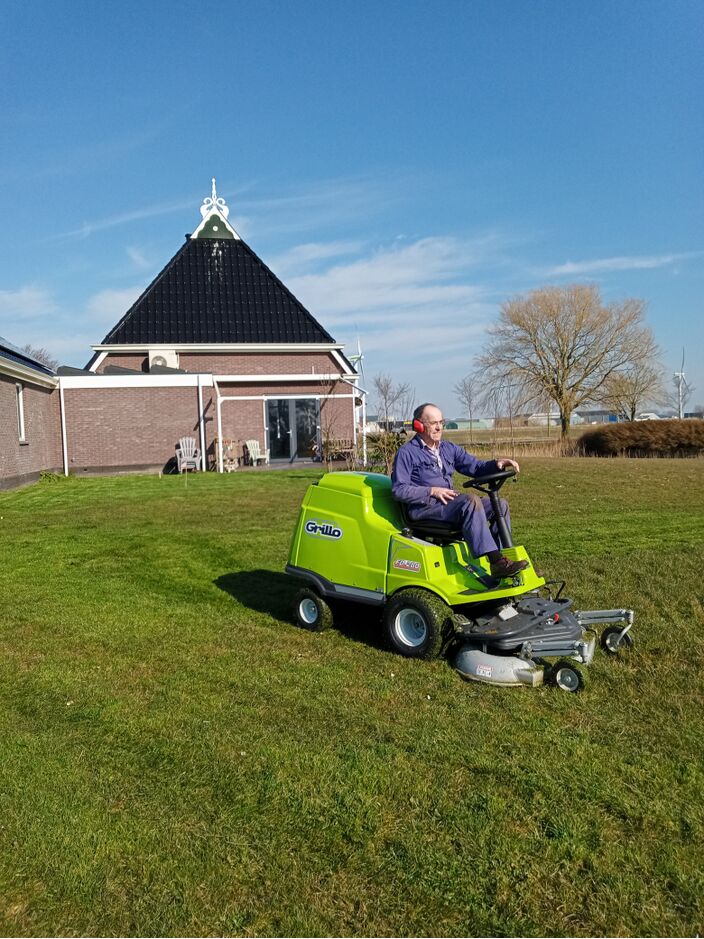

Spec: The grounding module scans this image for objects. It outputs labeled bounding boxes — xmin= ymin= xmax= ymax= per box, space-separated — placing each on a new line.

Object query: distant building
xmin=445 ymin=418 xmax=494 ymax=431
xmin=574 ymin=408 xmax=618 ymax=424
xmin=525 ymin=411 xmax=565 ymax=426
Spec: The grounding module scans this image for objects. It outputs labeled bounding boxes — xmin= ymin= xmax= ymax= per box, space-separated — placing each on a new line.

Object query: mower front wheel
xmin=383 ymin=589 xmax=450 ymax=660
xmin=293 ymin=588 xmax=333 ymax=632
xmin=549 ymin=660 xmax=585 ymax=693
xmin=600 ymin=625 xmax=634 ymax=655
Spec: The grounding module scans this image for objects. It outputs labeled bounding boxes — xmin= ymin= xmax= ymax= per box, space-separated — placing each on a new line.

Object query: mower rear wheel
xmin=550 ymin=660 xmax=584 ymax=693
xmin=293 ymin=588 xmax=333 ymax=632
xmin=383 ymin=589 xmax=450 ymax=659
xmin=600 ymin=625 xmax=635 ymax=655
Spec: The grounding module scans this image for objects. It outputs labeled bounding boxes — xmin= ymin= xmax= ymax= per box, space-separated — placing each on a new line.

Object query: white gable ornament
xmin=191 ymin=178 xmax=240 ymax=239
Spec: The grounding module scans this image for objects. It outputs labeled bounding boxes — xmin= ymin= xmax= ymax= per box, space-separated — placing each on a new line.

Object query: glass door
xmin=266 ymin=398 xmax=320 ymax=461
xmin=267 ymin=399 xmax=292 ymax=460
xmin=294 ymin=399 xmax=319 ymax=459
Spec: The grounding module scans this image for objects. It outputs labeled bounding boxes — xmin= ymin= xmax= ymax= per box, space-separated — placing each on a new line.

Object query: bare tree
xmin=22 ymin=344 xmax=58 ymax=370
xmin=372 ymin=373 xmax=412 ymax=429
xmin=478 ymin=284 xmax=658 ymax=437
xmin=599 ymin=361 xmax=665 ymax=421
xmin=397 ymin=385 xmax=416 ymax=425
xmin=453 ymin=374 xmax=480 ymax=445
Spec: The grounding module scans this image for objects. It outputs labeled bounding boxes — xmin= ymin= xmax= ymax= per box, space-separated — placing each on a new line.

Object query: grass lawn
xmin=1 ymin=458 xmax=703 ymax=937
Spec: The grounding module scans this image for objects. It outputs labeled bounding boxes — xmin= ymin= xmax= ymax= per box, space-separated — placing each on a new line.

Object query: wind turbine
xmin=348 ymin=336 xmax=366 ymax=382
xmin=348 ymin=336 xmax=368 ymax=464
xmin=673 ymin=348 xmax=692 ymax=419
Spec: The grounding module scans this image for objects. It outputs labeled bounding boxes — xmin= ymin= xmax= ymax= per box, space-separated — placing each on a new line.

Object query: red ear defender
xmin=412 ymin=418 xmax=425 ymax=433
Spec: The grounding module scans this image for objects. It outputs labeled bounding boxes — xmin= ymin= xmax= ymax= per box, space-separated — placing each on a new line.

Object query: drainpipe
xmin=213 ymin=377 xmax=223 ymax=473
xmin=197 ymin=374 xmax=207 ymax=471
xmin=338 ymin=374 xmax=368 ymax=466
xmin=59 ymin=379 xmax=69 ymax=476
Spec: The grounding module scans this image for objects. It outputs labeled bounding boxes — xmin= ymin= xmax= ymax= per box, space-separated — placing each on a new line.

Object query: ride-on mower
xmin=286 ymin=470 xmax=634 ymax=691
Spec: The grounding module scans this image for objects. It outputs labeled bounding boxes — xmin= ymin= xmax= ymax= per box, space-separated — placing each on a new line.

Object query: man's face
xmin=420 ymin=406 xmax=444 ymax=445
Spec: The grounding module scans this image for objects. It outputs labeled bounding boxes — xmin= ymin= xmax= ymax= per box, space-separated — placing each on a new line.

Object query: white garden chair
xmin=245 ymin=439 xmax=270 ymax=466
xmin=176 ymin=436 xmax=200 ymax=473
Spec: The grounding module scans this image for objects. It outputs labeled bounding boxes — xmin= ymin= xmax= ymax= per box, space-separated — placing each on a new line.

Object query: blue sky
xmin=1 ymin=0 xmax=702 ymax=412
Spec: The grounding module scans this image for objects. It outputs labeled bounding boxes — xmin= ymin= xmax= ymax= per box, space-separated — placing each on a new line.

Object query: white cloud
xmin=0 ymin=286 xmax=57 ymax=320
xmin=545 ymin=251 xmax=701 ymax=276
xmin=279 ymin=235 xmax=500 ymax=400
xmin=84 ymin=287 xmax=143 ymax=325
xmin=236 ymin=174 xmax=412 ymax=237
xmin=126 ymin=245 xmax=152 ymax=271
xmin=51 ymin=198 xmax=200 ymax=241
xmin=0 ymin=284 xmax=145 ymax=366
xmin=268 ymin=240 xmax=364 ymax=276
xmin=287 ymin=236 xmax=494 ymax=319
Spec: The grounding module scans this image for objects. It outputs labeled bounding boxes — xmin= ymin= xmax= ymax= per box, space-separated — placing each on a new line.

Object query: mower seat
xmin=398 ymin=502 xmax=463 ymax=545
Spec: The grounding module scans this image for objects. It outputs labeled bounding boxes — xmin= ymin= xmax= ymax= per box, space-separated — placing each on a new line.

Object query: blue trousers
xmin=409 ymin=493 xmax=510 ymax=558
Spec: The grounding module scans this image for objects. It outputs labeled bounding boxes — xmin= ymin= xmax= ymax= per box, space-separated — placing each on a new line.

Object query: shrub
xmin=580 ymin=418 xmax=704 ymax=457
xmin=365 ymin=431 xmax=406 ymax=474
xmin=39 ymin=470 xmax=64 ymax=482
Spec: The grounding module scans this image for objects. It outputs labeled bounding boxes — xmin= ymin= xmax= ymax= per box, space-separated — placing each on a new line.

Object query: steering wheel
xmin=463 ymin=467 xmax=516 ymax=494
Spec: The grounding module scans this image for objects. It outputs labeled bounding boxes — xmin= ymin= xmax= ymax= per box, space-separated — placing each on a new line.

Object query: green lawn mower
xmin=286 ymin=471 xmax=634 ymax=691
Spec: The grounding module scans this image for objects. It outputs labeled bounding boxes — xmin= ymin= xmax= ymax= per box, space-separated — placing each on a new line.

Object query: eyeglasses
xmin=425 ymin=420 xmax=445 ymax=427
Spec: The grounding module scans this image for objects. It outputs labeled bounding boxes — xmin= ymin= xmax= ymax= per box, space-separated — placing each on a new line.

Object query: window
xmin=16 ymin=383 xmax=26 ymax=442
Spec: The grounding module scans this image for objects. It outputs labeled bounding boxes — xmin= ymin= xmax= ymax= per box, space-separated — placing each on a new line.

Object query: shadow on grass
xmin=214 ymin=570 xmax=295 ymax=620
xmin=214 ymin=569 xmax=385 ymax=652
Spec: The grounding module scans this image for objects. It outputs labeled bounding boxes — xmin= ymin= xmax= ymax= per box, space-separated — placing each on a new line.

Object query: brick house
xmin=1 ymin=182 xmax=363 ymax=487
xmin=0 ymin=338 xmax=62 ymax=490
xmin=65 ymin=182 xmax=361 ymax=474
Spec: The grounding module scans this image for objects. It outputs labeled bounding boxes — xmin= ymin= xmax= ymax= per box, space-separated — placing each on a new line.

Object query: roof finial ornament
xmin=200 ymin=177 xmax=230 ymax=219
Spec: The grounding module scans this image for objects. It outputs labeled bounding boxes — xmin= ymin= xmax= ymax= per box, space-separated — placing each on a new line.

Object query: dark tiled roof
xmin=0 ymin=336 xmax=55 ymax=376
xmin=101 ymin=237 xmax=336 ymax=345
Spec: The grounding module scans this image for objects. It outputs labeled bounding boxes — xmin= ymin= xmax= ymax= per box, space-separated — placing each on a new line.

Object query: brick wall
xmin=37 ymin=343 xmax=359 ymax=475
xmin=63 ymin=386 xmax=211 ymax=472
xmin=179 ymin=351 xmax=341 ymax=375
xmin=96 ymin=351 xmax=343 ymax=376
xmin=95 ymin=354 xmax=148 ymax=373
xmin=0 ymin=376 xmax=62 ymax=489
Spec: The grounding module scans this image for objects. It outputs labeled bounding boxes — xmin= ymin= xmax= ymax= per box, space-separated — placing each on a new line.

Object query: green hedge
xmin=581 ymin=418 xmax=704 ymax=456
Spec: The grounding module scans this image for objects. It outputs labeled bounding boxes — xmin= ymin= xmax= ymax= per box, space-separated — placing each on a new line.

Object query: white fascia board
xmin=219 ymin=393 xmax=356 ymax=401
xmin=215 ymin=373 xmax=347 ymax=382
xmin=88 ymin=351 xmax=108 ymax=373
xmin=0 ymin=357 xmax=57 ymax=388
xmin=89 ymin=343 xmax=346 ymax=353
xmin=330 ymin=348 xmax=357 ymax=376
xmin=59 ymin=374 xmax=214 ymax=390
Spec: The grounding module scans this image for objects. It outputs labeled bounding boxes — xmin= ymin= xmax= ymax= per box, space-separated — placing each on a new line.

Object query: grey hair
xmin=413 ymin=403 xmax=439 ymax=422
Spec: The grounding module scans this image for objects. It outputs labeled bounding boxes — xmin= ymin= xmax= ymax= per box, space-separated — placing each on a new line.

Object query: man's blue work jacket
xmin=391 ymin=434 xmax=499 ymax=507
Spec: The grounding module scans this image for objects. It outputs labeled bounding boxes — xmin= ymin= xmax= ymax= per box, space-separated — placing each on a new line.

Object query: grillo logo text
xmin=305 ymin=519 xmax=343 ymax=540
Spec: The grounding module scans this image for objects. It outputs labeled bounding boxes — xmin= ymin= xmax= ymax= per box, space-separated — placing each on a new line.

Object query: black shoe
xmin=490 ymin=556 xmax=529 ymax=578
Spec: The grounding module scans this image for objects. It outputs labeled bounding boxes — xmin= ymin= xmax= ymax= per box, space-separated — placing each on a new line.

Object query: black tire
xmin=293 ymin=588 xmax=333 ymax=632
xmin=600 ymin=625 xmax=635 ymax=655
xmin=383 ymin=589 xmax=451 ymax=659
xmin=549 ymin=660 xmax=585 ymax=693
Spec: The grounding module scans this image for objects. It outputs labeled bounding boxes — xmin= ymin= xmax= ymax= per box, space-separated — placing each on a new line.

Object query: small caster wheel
xmin=550 ymin=660 xmax=584 ymax=693
xmin=600 ymin=625 xmax=634 ymax=655
xmin=293 ymin=588 xmax=333 ymax=632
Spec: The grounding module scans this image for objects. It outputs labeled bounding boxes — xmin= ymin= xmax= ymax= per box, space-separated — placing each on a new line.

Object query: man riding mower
xmin=285 ymin=405 xmax=634 ymax=692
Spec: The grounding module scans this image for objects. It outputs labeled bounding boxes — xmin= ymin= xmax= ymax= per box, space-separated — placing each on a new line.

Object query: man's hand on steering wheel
xmin=497 ymin=458 xmax=520 ymax=473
